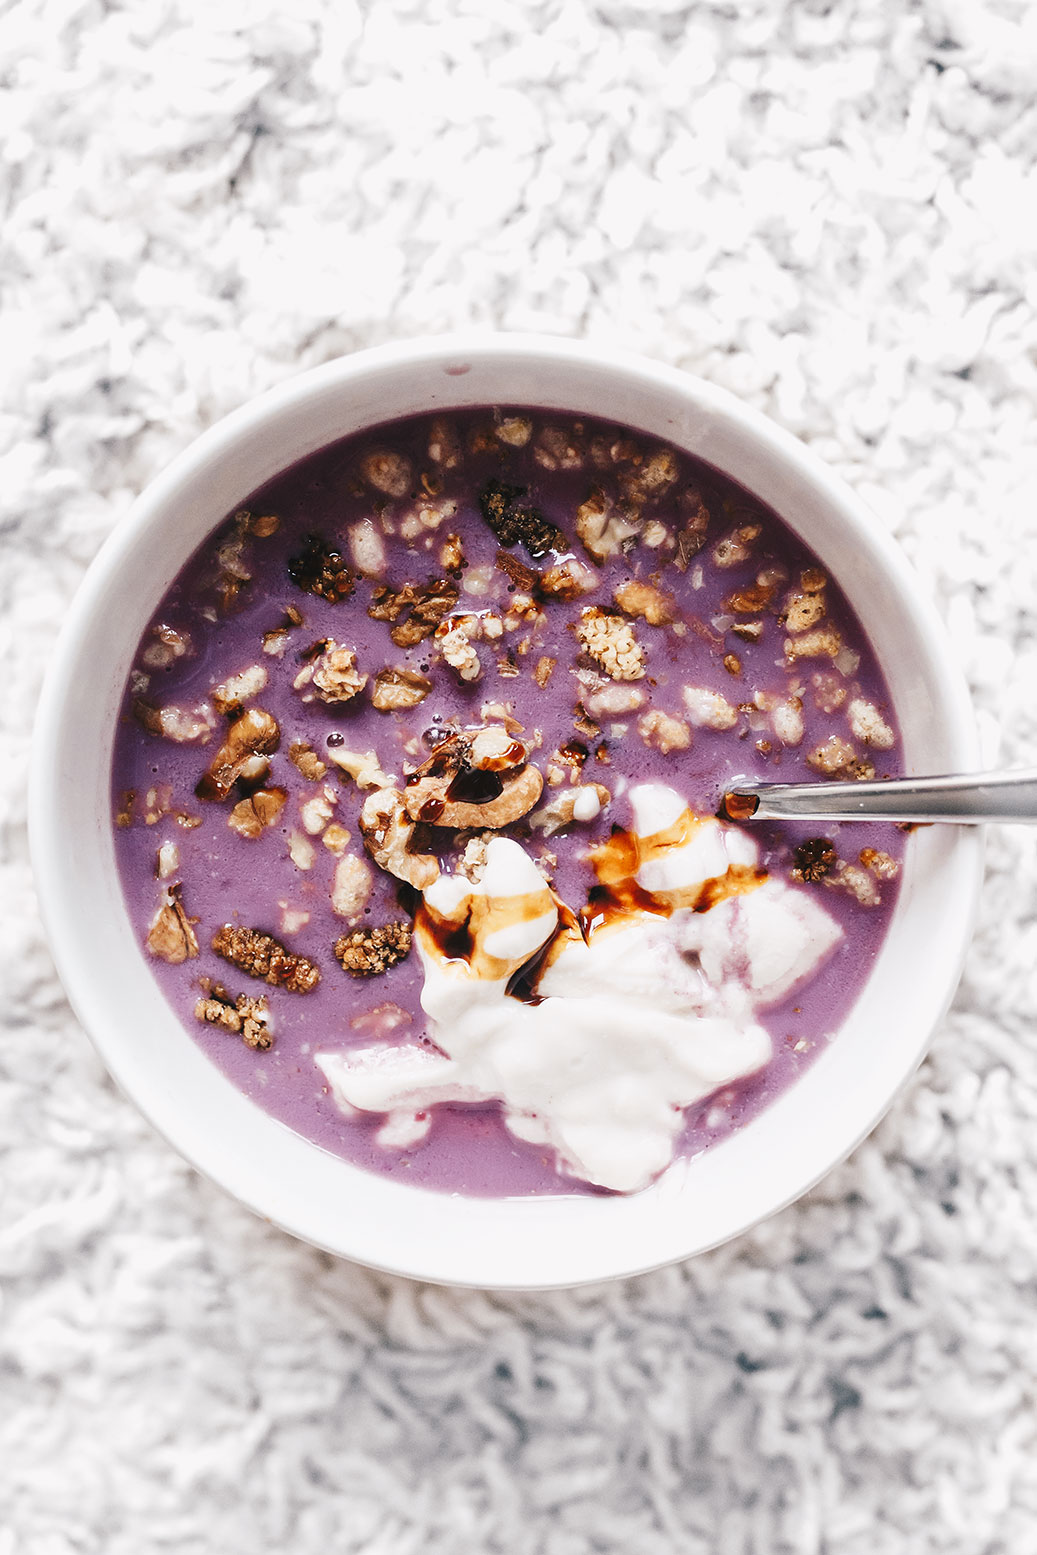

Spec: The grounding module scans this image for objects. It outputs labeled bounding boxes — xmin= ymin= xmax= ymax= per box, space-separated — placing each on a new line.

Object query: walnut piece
xmin=196 ymin=708 xmax=280 ymax=801
xmin=359 ymin=786 xmax=440 ymax=889
xmin=334 ymin=921 xmax=413 ymax=977
xmin=370 ymin=666 xmax=434 ymax=712
xmin=439 ymin=533 xmax=466 ymax=574
xmin=228 ymin=787 xmax=286 ymax=839
xmin=638 ymin=709 xmax=692 ymax=753
xmin=331 ymin=852 xmax=373 ymax=919
xmin=361 ymin=450 xmax=412 ymax=497
xmin=722 ymin=581 xmax=777 ymax=615
xmin=211 ymin=924 xmax=320 ymax=993
xmin=712 ymin=525 xmax=761 ymax=568
xmin=194 ymin=984 xmax=273 ymax=1050
xmin=534 ymin=656 xmax=556 ymax=688
xmin=790 ymin=838 xmax=836 ymax=883
xmin=368 ymin=577 xmax=459 ymax=647
xmin=539 ymin=556 xmax=599 ymax=599
xmin=859 ymin=847 xmax=899 ymax=880
xmin=577 ymin=608 xmax=646 ymax=681
xmin=327 ymin=746 xmax=395 ymax=790
xmin=614 ymin=580 xmax=676 ymax=627
xmin=428 ymin=417 xmax=463 ymax=469
xmin=782 ymin=589 xmax=827 ymax=634
xmin=435 ymin=622 xmax=481 ymax=682
xmin=211 ymin=664 xmax=268 ymax=716
xmin=528 ymin=783 xmax=610 ymax=836
xmin=155 ymin=840 xmax=180 ymax=879
xmin=141 ymin=623 xmax=193 ymax=670
xmin=495 ymin=415 xmax=533 ymax=447
xmin=784 ymin=625 xmax=843 ymax=661
xmin=303 ymin=642 xmax=368 ymax=705
xmin=146 ymin=885 xmax=199 ymax=964
xmin=575 ymin=485 xmax=641 ymax=562
xmin=827 ymin=861 xmax=881 ymax=907
xmin=289 ymin=741 xmax=327 ymax=781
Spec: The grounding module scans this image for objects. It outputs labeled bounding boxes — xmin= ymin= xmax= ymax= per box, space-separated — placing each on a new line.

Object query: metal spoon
xmin=721 ymin=768 xmax=1037 ymax=826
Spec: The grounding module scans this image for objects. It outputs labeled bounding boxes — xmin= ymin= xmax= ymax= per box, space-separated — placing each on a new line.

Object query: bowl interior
xmin=30 ymin=336 xmax=982 ymax=1287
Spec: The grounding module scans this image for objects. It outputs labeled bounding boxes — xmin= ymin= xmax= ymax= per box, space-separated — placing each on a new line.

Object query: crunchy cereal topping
xmin=439 ymin=533 xmax=466 ymax=574
xmin=784 ymin=625 xmax=842 ymax=661
xmin=348 ymin=519 xmax=387 ymax=577
xmin=211 ymin=924 xmax=320 ymax=993
xmin=847 ymin=697 xmax=895 ymax=750
xmin=303 ymin=642 xmax=368 ymax=705
xmin=827 ymin=861 xmax=881 ymax=907
xmin=133 ymin=699 xmax=216 ymax=745
xmin=722 ymin=580 xmax=777 ymax=615
xmin=322 ymin=822 xmax=351 ymax=856
xmin=533 ymin=655 xmax=556 ymax=689
xmin=194 ymin=983 xmax=273 ymax=1049
xmin=613 ymin=579 xmax=676 ymax=626
xmin=370 ymin=666 xmax=434 ymax=712
xmin=428 ymin=417 xmax=462 ymax=469
xmin=638 ymin=709 xmax=692 ymax=753
xmin=495 ymin=415 xmax=533 ymax=447
xmin=478 ymin=479 xmax=562 ymax=557
xmin=146 ymin=884 xmax=199 ymax=964
xmin=368 ymin=577 xmax=459 ymax=647
xmin=860 ymin=847 xmax=899 ymax=880
xmin=682 ymin=686 xmax=739 ymax=730
xmin=287 ymin=535 xmax=355 ymax=602
xmin=435 ymin=622 xmax=482 ymax=683
xmin=334 ymin=921 xmax=413 ymax=977
xmin=155 ymin=840 xmax=180 ymax=879
xmin=533 ymin=424 xmax=584 ymax=472
xmin=806 ymin=735 xmax=875 ymax=781
xmin=529 ymin=783 xmax=610 ymax=835
xmin=771 ymin=696 xmax=805 ymax=747
xmin=782 ymin=589 xmax=827 ymax=634
xmin=577 ymin=608 xmax=646 ymax=681
xmin=579 ymin=679 xmax=645 ymax=719
xmin=575 ymin=485 xmax=640 ymax=562
xmin=790 ymin=838 xmax=836 ymax=883
xmin=331 ymin=852 xmax=373 ymax=920
xmin=228 ymin=787 xmax=287 ymax=839
xmin=300 ymin=786 xmax=336 ymax=835
xmin=712 ymin=525 xmax=761 ymax=568
xmin=141 ymin=623 xmax=193 ymax=670
xmin=211 ymin=663 xmax=268 ymax=716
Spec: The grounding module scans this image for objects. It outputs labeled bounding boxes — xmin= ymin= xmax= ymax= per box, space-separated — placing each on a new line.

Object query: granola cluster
xmin=334 ymin=922 xmax=413 ymax=977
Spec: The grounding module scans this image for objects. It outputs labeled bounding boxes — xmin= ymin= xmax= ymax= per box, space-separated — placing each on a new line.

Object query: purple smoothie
xmin=111 ymin=409 xmax=903 ymax=1197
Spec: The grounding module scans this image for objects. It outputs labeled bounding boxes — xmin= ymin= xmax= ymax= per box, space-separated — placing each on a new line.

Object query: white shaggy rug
xmin=3 ymin=0 xmax=1037 ymax=1549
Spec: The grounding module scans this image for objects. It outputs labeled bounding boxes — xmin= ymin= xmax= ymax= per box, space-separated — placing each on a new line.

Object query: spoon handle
xmin=725 ymin=768 xmax=1037 ymax=825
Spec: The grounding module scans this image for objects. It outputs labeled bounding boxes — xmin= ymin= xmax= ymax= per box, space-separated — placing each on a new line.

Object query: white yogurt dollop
xmin=316 ymin=786 xmax=843 ymax=1193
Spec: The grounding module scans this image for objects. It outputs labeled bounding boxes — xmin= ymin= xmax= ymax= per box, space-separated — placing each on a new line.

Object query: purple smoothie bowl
xmin=29 ymin=335 xmax=982 ymax=1288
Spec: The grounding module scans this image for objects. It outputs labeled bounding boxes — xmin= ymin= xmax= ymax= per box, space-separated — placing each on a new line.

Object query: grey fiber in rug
xmin=2 ymin=0 xmax=1037 ymax=1550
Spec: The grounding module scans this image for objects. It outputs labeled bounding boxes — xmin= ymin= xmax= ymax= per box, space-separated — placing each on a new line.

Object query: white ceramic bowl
xmin=30 ymin=334 xmax=982 ymax=1288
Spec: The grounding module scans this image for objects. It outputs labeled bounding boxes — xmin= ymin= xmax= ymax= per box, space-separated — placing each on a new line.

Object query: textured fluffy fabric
xmin=3 ymin=0 xmax=1037 ymax=1549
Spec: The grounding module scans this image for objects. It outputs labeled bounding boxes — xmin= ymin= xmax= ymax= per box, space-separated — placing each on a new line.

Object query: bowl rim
xmin=29 ymin=331 xmax=984 ymax=1288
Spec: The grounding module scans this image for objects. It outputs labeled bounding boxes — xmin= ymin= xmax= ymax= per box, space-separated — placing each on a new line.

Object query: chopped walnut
xmin=806 ymin=735 xmax=875 ymax=781
xmin=348 ymin=519 xmax=387 ymax=577
xmin=577 ymin=608 xmax=646 ymax=681
xmin=785 ymin=625 xmax=843 ymax=661
xmin=619 ymin=447 xmax=679 ymax=503
xmin=723 ymin=653 xmax=742 ymax=676
xmin=196 ymin=708 xmax=280 ymax=801
xmin=782 ymin=589 xmax=827 ymax=634
xmin=495 ymin=415 xmax=533 ymax=447
xmin=772 ymin=697 xmax=805 ymax=747
xmin=712 ymin=525 xmax=761 ymax=568
xmin=533 ymin=424 xmax=584 ymax=471
xmin=575 ymin=485 xmax=641 ymax=562
xmin=638 ymin=709 xmax=692 ymax=753
xmin=458 ymin=832 xmax=492 ymax=883
xmin=211 ymin=664 xmax=268 ymax=716
xmin=539 ymin=556 xmax=599 ymax=599
xmin=528 ymin=783 xmax=610 ymax=835
xmin=115 ymin=790 xmax=136 ymax=828
xmin=288 ymin=831 xmax=316 ymax=870
xmin=496 ymin=549 xmax=540 ymax=591
xmin=674 ymin=488 xmax=711 ymax=569
xmin=361 ymin=449 xmax=412 ymax=498
xmin=399 ymin=498 xmax=459 ymax=542
xmin=212 ymin=518 xmax=254 ymax=611
xmin=212 ymin=924 xmax=320 ymax=992
xmin=579 ymin=679 xmax=646 ymax=719
xmin=279 ymin=904 xmax=311 ymax=936
xmin=322 ymin=822 xmax=351 ymax=856
xmin=141 ymin=623 xmax=193 ymax=670
xmin=847 ymin=697 xmax=895 ymax=750
xmin=614 ymin=579 xmax=676 ymax=627
xmin=194 ymin=983 xmax=273 ymax=1050
xmin=435 ymin=623 xmax=481 ymax=683
xmin=359 ymin=786 xmax=440 ymax=889
xmin=480 ymin=701 xmax=525 ymax=733
xmin=368 ymin=577 xmax=459 ymax=647
xmin=327 ymin=746 xmax=395 ymax=791
xmin=402 ymin=732 xmax=543 ymax=830
xmin=334 ymin=921 xmax=413 ymax=977
xmin=331 ymin=852 xmax=373 ymax=919
xmin=860 ymin=847 xmax=900 ymax=880
xmin=533 ymin=656 xmax=556 ymax=689
xmin=370 ymin=666 xmax=434 ymax=712
xmin=155 ymin=840 xmax=180 ymax=879
xmin=289 ymin=741 xmax=327 ymax=781
xmin=248 ymin=512 xmax=280 ymax=538
xmin=478 ymin=479 xmax=562 ymax=557
xmin=428 ymin=416 xmax=463 ymax=469
xmin=145 ymin=884 xmax=199 ymax=964
xmin=682 ymin=686 xmax=739 ymax=730
xmin=133 ymin=699 xmax=216 ymax=745
xmin=790 ymin=838 xmax=836 ymax=883
xmin=439 ymin=533 xmax=466 ymax=574
xmin=722 ymin=580 xmax=777 ymax=615
xmin=731 ymin=621 xmax=764 ymax=643
xmin=287 ymin=535 xmax=355 ymax=602
xmin=228 ymin=787 xmax=287 ymax=839
xmin=299 ymin=642 xmax=367 ymax=705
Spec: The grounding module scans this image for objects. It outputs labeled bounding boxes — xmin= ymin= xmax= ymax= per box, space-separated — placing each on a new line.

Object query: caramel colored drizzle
xmin=416 ymin=886 xmax=558 ymax=981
